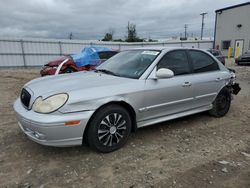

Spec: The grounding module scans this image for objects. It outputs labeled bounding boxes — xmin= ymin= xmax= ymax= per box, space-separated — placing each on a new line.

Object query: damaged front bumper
xmin=228 ymin=68 xmax=241 ymax=95
xmin=231 ymin=83 xmax=241 ymax=95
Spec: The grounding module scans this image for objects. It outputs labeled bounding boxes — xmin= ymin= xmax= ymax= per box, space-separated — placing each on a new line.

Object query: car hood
xmin=45 ymin=56 xmax=69 ymax=67
xmin=25 ymin=71 xmax=138 ymax=98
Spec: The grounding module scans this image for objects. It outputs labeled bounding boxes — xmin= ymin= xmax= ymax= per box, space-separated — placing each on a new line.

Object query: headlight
xmin=32 ymin=93 xmax=68 ymax=113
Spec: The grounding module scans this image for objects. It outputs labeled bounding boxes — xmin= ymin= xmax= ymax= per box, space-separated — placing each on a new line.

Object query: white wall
xmin=215 ymin=4 xmax=250 ymax=56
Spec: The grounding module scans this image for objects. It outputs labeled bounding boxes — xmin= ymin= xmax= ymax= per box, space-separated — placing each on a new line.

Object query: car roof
xmin=128 ymin=46 xmax=207 ymax=53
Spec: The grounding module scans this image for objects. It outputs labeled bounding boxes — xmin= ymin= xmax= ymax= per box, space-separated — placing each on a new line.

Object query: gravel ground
xmin=0 ymin=63 xmax=250 ymax=188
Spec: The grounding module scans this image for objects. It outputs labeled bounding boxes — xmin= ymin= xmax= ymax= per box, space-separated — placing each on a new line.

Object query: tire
xmin=209 ymin=87 xmax=231 ymax=117
xmin=64 ymin=67 xmax=76 ymax=73
xmin=86 ymin=104 xmax=132 ymax=153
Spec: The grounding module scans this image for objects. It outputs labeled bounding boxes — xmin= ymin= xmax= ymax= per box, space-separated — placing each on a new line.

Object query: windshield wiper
xmin=95 ymin=69 xmax=118 ymax=76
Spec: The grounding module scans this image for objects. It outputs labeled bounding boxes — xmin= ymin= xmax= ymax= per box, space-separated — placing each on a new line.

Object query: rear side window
xmin=157 ymin=50 xmax=190 ymax=76
xmin=189 ymin=50 xmax=219 ymax=73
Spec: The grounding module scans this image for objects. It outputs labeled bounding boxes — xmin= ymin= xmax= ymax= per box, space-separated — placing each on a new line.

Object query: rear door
xmin=187 ymin=50 xmax=225 ymax=108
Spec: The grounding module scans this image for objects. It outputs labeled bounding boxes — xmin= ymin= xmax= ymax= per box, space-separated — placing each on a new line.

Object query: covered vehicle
xmin=40 ymin=47 xmax=118 ymax=76
xmin=235 ymin=50 xmax=250 ymax=65
xmin=207 ymin=49 xmax=225 ymax=65
xmin=14 ymin=47 xmax=240 ymax=153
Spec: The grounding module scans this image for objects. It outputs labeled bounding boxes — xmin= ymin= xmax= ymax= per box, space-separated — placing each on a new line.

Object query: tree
xmin=148 ymin=38 xmax=158 ymax=42
xmin=68 ymin=32 xmax=73 ymax=40
xmin=125 ymin=22 xmax=144 ymax=42
xmin=102 ymin=28 xmax=115 ymax=41
xmin=102 ymin=33 xmax=113 ymax=41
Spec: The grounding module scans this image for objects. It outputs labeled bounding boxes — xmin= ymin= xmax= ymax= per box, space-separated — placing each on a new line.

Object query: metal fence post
xmin=197 ymin=41 xmax=200 ymax=48
xmin=20 ymin=40 xmax=27 ymax=67
xmin=58 ymin=41 xmax=62 ymax=56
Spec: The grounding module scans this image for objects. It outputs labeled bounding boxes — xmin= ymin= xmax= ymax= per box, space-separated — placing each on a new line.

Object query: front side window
xmin=97 ymin=50 xmax=160 ymax=79
xmin=189 ymin=50 xmax=219 ymax=73
xmin=157 ymin=50 xmax=190 ymax=76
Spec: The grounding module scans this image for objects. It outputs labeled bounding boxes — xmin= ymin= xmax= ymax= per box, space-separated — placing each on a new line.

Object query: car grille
xmin=20 ymin=88 xmax=31 ymax=108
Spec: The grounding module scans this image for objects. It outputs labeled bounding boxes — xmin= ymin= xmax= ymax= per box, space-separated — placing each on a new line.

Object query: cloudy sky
xmin=0 ymin=0 xmax=248 ymax=40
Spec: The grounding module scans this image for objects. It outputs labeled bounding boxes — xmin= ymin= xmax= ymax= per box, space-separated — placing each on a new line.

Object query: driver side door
xmin=139 ymin=50 xmax=196 ymax=124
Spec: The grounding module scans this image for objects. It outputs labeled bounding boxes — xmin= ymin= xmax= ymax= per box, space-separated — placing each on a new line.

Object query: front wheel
xmin=209 ymin=88 xmax=231 ymax=117
xmin=86 ymin=105 xmax=132 ymax=153
xmin=64 ymin=67 xmax=76 ymax=73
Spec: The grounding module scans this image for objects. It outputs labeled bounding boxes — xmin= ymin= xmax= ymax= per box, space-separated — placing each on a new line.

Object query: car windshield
xmin=96 ymin=50 xmax=160 ymax=79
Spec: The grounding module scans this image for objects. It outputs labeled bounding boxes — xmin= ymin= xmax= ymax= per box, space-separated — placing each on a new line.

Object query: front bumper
xmin=13 ymin=98 xmax=94 ymax=147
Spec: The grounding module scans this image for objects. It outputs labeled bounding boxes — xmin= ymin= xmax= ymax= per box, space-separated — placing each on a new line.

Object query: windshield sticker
xmin=142 ymin=51 xmax=159 ymax=56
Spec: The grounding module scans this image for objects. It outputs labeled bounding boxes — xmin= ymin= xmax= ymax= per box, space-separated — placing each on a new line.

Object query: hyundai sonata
xmin=14 ymin=47 xmax=240 ymax=152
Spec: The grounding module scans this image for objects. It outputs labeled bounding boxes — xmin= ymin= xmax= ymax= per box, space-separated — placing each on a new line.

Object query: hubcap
xmin=110 ymin=126 xmax=117 ymax=134
xmin=98 ymin=113 xmax=127 ymax=146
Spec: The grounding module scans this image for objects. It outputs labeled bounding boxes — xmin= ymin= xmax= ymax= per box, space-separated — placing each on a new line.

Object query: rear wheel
xmin=209 ymin=88 xmax=231 ymax=117
xmin=87 ymin=104 xmax=132 ymax=153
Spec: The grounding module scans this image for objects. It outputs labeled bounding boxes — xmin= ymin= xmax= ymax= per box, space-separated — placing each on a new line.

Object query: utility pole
xmin=184 ymin=24 xmax=188 ymax=39
xmin=127 ymin=21 xmax=130 ymax=38
xmin=69 ymin=32 xmax=73 ymax=40
xmin=200 ymin=12 xmax=207 ymax=40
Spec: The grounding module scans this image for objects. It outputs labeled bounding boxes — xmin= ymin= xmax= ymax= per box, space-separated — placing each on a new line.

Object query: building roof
xmin=215 ymin=2 xmax=250 ymax=12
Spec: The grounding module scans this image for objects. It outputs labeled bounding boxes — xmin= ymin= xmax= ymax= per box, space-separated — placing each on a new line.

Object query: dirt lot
xmin=0 ymin=63 xmax=250 ymax=188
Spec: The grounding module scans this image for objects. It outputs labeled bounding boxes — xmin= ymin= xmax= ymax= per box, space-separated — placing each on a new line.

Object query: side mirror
xmin=156 ymin=68 xmax=174 ymax=79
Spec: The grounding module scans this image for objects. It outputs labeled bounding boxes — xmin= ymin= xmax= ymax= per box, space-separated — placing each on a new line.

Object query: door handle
xmin=182 ymin=82 xmax=192 ymax=87
xmin=215 ymin=77 xmax=222 ymax=82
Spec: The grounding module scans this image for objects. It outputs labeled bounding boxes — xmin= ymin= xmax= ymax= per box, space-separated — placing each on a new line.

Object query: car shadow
xmin=20 ymin=111 xmax=211 ymax=156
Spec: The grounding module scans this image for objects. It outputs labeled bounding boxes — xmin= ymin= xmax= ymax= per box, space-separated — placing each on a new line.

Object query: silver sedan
xmin=14 ymin=47 xmax=240 ymax=152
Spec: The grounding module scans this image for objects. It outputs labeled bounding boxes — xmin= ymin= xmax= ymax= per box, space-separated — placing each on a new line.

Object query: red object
xmin=40 ymin=56 xmax=98 ymax=76
xmin=40 ymin=49 xmax=119 ymax=76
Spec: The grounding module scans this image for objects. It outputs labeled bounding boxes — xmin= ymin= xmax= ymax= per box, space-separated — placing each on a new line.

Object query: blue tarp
xmin=71 ymin=46 xmax=112 ymax=68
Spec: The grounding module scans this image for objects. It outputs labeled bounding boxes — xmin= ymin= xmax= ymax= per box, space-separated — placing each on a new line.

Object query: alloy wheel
xmin=98 ymin=113 xmax=127 ymax=147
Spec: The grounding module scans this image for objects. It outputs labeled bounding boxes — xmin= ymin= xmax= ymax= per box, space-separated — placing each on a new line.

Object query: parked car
xmin=14 ymin=47 xmax=240 ymax=153
xmin=40 ymin=47 xmax=118 ymax=76
xmin=207 ymin=49 xmax=225 ymax=65
xmin=235 ymin=50 xmax=250 ymax=65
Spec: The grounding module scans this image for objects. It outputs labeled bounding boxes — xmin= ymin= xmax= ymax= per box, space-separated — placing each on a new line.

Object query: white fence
xmin=0 ymin=38 xmax=213 ymax=67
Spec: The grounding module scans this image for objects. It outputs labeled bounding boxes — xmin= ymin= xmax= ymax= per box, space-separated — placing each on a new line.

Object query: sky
xmin=0 ymin=0 xmax=248 ymax=40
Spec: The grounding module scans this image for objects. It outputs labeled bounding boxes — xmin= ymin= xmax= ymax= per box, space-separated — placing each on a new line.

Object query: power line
xmin=200 ymin=12 xmax=207 ymax=40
